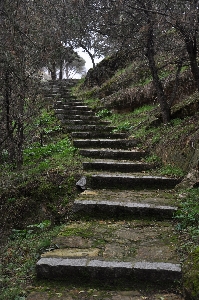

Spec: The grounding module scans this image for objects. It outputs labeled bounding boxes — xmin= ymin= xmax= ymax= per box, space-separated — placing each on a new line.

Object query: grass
xmin=0 ymin=96 xmax=83 ymax=300
xmin=175 ymin=188 xmax=199 ymax=299
xmin=1 ymin=55 xmax=199 ymax=299
xmin=0 ymin=223 xmax=63 ymax=300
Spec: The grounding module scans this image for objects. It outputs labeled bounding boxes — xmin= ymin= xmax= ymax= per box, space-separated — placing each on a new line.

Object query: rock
xmin=76 ymin=176 xmax=87 ymax=191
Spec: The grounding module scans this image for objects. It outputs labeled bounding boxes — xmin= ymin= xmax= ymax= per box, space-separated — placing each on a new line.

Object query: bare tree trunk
xmin=79 ymin=43 xmax=95 ymax=68
xmin=51 ymin=61 xmax=56 ymax=81
xmin=146 ymin=23 xmax=170 ymax=124
xmin=3 ymin=69 xmax=15 ymax=163
xmin=59 ymin=59 xmax=63 ymax=80
xmin=185 ymin=36 xmax=199 ymax=90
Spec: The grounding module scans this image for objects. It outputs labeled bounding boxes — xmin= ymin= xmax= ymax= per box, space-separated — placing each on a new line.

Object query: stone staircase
xmin=32 ymin=81 xmax=184 ymax=299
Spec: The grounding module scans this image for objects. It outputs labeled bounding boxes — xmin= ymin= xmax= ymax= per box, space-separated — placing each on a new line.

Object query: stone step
xmin=65 ymin=125 xmax=116 ymax=132
xmin=71 ymin=131 xmax=127 ymax=139
xmin=66 ymin=115 xmax=99 ymax=121
xmin=27 ymin=289 xmax=184 ymax=300
xmin=74 ymin=189 xmax=178 ymax=219
xmin=64 ymin=115 xmax=99 ymax=122
xmin=62 ymin=110 xmax=95 ymax=116
xmin=82 ymin=159 xmax=154 ymax=172
xmin=55 ymin=108 xmax=87 ymax=115
xmin=74 ymin=199 xmax=177 ymax=220
xmin=73 ymin=139 xmax=138 ymax=149
xmin=60 ymin=92 xmax=77 ymax=99
xmin=79 ymin=148 xmax=147 ymax=160
xmin=54 ymin=101 xmax=84 ymax=108
xmin=63 ymin=119 xmax=111 ymax=126
xmin=36 ymin=220 xmax=181 ymax=287
xmin=60 ymin=94 xmax=77 ymax=99
xmin=87 ymin=173 xmax=181 ymax=189
xmin=64 ymin=105 xmax=91 ymax=111
xmin=44 ymin=93 xmax=61 ymax=99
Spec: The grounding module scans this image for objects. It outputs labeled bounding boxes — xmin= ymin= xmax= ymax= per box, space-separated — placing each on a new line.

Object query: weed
xmin=1 ymin=224 xmax=62 ymax=300
xmin=176 ymin=188 xmax=199 ymax=232
xmin=133 ymin=104 xmax=155 ymax=115
xmin=170 ymin=118 xmax=183 ymax=127
xmin=144 ymin=154 xmax=161 ymax=164
xmin=113 ymin=121 xmax=132 ymax=132
xmin=96 ymin=108 xmax=112 ymax=118
xmin=159 ymin=164 xmax=184 ymax=177
xmin=24 ymin=137 xmax=76 ymax=164
xmin=10 ymin=220 xmax=51 ymax=239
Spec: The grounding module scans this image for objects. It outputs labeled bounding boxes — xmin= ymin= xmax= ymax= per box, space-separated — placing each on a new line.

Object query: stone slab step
xmin=65 ymin=125 xmax=116 ymax=132
xmin=54 ymin=108 xmax=96 ymax=118
xmin=63 ymin=120 xmax=111 ymax=125
xmin=64 ymin=105 xmax=91 ymax=111
xmin=73 ymin=139 xmax=138 ymax=149
xmin=36 ymin=257 xmax=181 ymax=286
xmin=73 ymin=199 xmax=177 ymax=219
xmin=82 ymin=160 xmax=154 ymax=172
xmin=87 ymin=173 xmax=181 ymax=189
xmin=36 ymin=220 xmax=181 ymax=286
xmin=79 ymin=148 xmax=147 ymax=160
xmin=27 ymin=289 xmax=184 ymax=300
xmin=63 ymin=110 xmax=96 ymax=116
xmin=54 ymin=101 xmax=83 ymax=108
xmin=60 ymin=95 xmax=77 ymax=100
xmin=65 ymin=115 xmax=99 ymax=121
xmin=71 ymin=131 xmax=127 ymax=139
xmin=74 ymin=189 xmax=178 ymax=219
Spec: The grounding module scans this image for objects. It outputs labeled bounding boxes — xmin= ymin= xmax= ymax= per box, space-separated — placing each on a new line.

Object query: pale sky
xmin=77 ymin=48 xmax=104 ymax=77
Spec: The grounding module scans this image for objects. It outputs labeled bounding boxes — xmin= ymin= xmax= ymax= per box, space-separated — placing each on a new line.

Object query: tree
xmin=63 ymin=0 xmax=198 ymax=123
xmin=0 ymin=0 xmax=61 ymax=167
xmin=65 ymin=55 xmax=86 ymax=78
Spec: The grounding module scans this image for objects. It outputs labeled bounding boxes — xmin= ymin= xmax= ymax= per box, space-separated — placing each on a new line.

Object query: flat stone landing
xmin=36 ymin=219 xmax=181 ymax=286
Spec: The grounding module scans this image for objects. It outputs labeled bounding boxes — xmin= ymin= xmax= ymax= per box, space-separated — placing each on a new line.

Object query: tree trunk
xmin=79 ymin=43 xmax=95 ymax=68
xmin=185 ymin=36 xmax=199 ymax=90
xmin=146 ymin=23 xmax=170 ymax=124
xmin=59 ymin=59 xmax=63 ymax=80
xmin=4 ymin=69 xmax=15 ymax=163
xmin=51 ymin=61 xmax=56 ymax=81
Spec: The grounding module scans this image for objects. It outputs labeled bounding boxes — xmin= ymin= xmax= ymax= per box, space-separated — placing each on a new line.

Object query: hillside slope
xmin=75 ymin=52 xmax=199 ymax=186
xmin=74 ymin=53 xmax=199 ymax=299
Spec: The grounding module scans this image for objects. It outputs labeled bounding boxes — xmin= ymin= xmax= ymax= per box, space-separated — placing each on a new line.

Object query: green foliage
xmin=170 ymin=118 xmax=183 ymax=127
xmin=144 ymin=154 xmax=161 ymax=164
xmin=24 ymin=137 xmax=76 ymax=164
xmin=28 ymin=109 xmax=61 ymax=145
xmin=113 ymin=121 xmax=132 ymax=132
xmin=159 ymin=164 xmax=184 ymax=177
xmin=1 ymin=224 xmax=62 ymax=300
xmin=133 ymin=104 xmax=155 ymax=115
xmin=176 ymin=189 xmax=199 ymax=299
xmin=176 ymin=188 xmax=199 ymax=232
xmin=96 ymin=108 xmax=112 ymax=118
xmin=11 ymin=220 xmax=51 ymax=239
xmin=0 ymin=95 xmax=82 ymax=299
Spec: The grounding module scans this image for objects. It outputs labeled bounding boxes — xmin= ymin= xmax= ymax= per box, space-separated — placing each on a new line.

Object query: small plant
xmin=96 ymin=108 xmax=112 ymax=118
xmin=23 ymin=137 xmax=76 ymax=164
xmin=144 ymin=154 xmax=161 ymax=164
xmin=1 ymin=224 xmax=62 ymax=300
xmin=159 ymin=164 xmax=184 ymax=177
xmin=170 ymin=118 xmax=183 ymax=127
xmin=113 ymin=121 xmax=132 ymax=132
xmin=11 ymin=220 xmax=51 ymax=239
xmin=133 ymin=104 xmax=154 ymax=115
xmin=175 ymin=188 xmax=199 ymax=231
